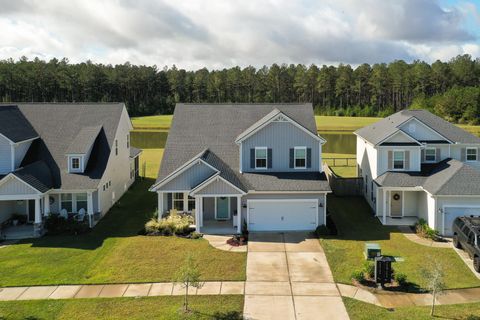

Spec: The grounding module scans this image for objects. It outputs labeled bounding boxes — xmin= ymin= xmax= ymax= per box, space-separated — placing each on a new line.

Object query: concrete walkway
xmin=203 ymin=234 xmax=248 ymax=252
xmin=398 ymin=226 xmax=452 ymax=248
xmin=338 ymin=283 xmax=480 ymax=308
xmin=243 ymin=232 xmax=350 ymax=320
xmin=0 ymin=281 xmax=245 ymax=301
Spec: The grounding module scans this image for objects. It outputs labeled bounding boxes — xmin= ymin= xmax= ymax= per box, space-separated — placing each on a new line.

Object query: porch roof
xmin=12 ymin=161 xmax=53 ymax=193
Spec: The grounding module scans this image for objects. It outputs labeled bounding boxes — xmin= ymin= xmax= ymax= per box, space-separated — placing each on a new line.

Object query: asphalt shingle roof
xmin=375 ymin=158 xmax=480 ymax=195
xmin=355 ymin=109 xmax=480 ymax=145
xmin=130 ymin=147 xmax=142 ymax=158
xmin=12 ymin=161 xmax=54 ymax=193
xmin=0 ymin=105 xmax=38 ymax=143
xmin=66 ymin=125 xmax=103 ymax=154
xmin=157 ymin=103 xmax=330 ymax=192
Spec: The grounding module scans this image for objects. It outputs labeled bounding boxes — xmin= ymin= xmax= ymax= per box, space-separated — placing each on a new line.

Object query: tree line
xmin=0 ymin=55 xmax=479 ymax=123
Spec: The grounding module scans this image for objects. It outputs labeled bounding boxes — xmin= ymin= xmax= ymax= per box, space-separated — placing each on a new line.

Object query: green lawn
xmin=139 ymin=148 xmax=164 ymax=179
xmin=0 ymin=295 xmax=243 ymax=320
xmin=343 ymin=297 xmax=480 ymax=320
xmin=132 ymin=115 xmax=173 ymax=130
xmin=323 ymin=153 xmax=357 ymax=177
xmin=320 ymin=196 xmax=480 ymax=290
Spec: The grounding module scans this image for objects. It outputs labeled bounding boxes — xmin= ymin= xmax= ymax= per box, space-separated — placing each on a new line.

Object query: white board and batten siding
xmin=0 ymin=176 xmax=39 ymax=196
xmin=194 ymin=178 xmax=243 ymax=195
xmin=158 ymin=162 xmax=216 ymax=191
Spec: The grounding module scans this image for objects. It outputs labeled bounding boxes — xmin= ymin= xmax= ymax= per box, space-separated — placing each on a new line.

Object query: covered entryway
xmin=247 ymin=199 xmax=318 ymax=231
xmin=444 ymin=207 xmax=480 ymax=236
xmin=390 ymin=192 xmax=403 ymax=217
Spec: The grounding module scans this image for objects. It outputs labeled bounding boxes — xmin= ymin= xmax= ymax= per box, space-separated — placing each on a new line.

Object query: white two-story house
xmin=355 ymin=109 xmax=480 ymax=236
xmin=150 ymin=103 xmax=331 ymax=233
xmin=0 ymin=103 xmax=141 ymax=239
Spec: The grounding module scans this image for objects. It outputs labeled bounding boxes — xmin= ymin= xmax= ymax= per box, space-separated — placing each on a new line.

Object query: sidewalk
xmin=0 ymin=281 xmax=245 ymax=301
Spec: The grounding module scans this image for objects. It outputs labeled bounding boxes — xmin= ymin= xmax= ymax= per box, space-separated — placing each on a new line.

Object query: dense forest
xmin=0 ymin=55 xmax=479 ymax=123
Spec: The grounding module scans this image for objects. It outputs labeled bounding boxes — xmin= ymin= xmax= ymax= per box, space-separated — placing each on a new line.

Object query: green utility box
xmin=365 ymin=243 xmax=381 ymax=260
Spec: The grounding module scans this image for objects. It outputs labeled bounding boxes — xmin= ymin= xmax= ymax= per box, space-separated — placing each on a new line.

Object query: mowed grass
xmin=343 ymin=297 xmax=480 ymax=320
xmin=139 ymin=148 xmax=164 ymax=179
xmin=0 ymin=149 xmax=246 ymax=287
xmin=320 ymin=196 xmax=480 ymax=290
xmin=323 ymin=152 xmax=357 ymax=177
xmin=0 ymin=295 xmax=244 ymax=320
xmin=131 ymin=115 xmax=173 ymax=130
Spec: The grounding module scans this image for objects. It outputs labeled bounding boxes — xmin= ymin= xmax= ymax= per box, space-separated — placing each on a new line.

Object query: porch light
xmin=438 ymin=208 xmax=443 ymax=214
xmin=242 ymin=202 xmax=247 ymax=208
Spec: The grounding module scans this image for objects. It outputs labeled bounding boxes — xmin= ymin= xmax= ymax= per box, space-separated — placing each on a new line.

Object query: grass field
xmin=343 ymin=297 xmax=480 ymax=320
xmin=0 ymin=295 xmax=244 ymax=320
xmin=131 ymin=115 xmax=173 ymax=130
xmin=321 ymin=196 xmax=480 ymax=290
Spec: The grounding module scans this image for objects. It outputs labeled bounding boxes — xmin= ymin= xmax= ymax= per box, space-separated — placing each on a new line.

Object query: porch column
xmin=87 ymin=192 xmax=94 ymax=228
xmin=236 ymin=196 xmax=241 ymax=233
xmin=195 ymin=196 xmax=200 ymax=232
xmin=34 ymin=197 xmax=42 ymax=224
xmin=382 ymin=189 xmax=387 ymax=224
xmin=157 ymin=192 xmax=163 ymax=221
xmin=199 ymin=197 xmax=203 ymax=227
xmin=43 ymin=194 xmax=50 ymax=216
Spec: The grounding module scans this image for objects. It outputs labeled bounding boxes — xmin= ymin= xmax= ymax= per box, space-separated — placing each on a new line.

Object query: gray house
xmin=150 ymin=103 xmax=331 ymax=233
xmin=0 ymin=103 xmax=141 ymax=239
xmin=356 ymin=109 xmax=480 ymax=236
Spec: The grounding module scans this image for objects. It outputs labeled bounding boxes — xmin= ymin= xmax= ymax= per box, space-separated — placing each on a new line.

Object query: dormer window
xmin=71 ymin=157 xmax=80 ymax=169
xmin=255 ymin=147 xmax=267 ymax=169
xmin=294 ymin=147 xmax=307 ymax=169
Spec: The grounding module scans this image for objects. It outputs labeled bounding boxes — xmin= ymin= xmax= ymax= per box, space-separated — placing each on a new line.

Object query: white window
xmin=467 ymin=148 xmax=478 ymax=162
xmin=393 ymin=151 xmax=405 ymax=170
xmin=61 ymin=194 xmax=73 ymax=212
xmin=115 ymin=140 xmax=118 ymax=156
xmin=188 ymin=195 xmax=195 ymax=212
xmin=172 ymin=192 xmax=184 ymax=211
xmin=425 ymin=148 xmax=436 ymax=162
xmin=76 ymin=193 xmax=88 ymax=212
xmin=255 ymin=147 xmax=267 ymax=169
xmin=294 ymin=147 xmax=307 ymax=169
xmin=71 ymin=157 xmax=80 ymax=170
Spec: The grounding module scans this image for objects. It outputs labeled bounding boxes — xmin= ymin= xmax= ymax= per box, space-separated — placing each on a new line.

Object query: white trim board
xmin=190 ymin=174 xmax=246 ymax=196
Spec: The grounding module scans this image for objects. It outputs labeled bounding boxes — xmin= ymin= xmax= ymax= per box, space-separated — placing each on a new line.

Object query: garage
xmin=247 ymin=199 xmax=319 ymax=231
xmin=444 ymin=206 xmax=480 ymax=236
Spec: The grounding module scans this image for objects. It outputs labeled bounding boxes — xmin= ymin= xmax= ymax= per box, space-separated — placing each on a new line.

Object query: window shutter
xmin=421 ymin=149 xmax=425 ymax=162
xmin=250 ymin=149 xmax=255 ymax=168
xmin=289 ymin=148 xmax=294 ymax=168
xmin=404 ymin=151 xmax=410 ymax=170
xmin=267 ymin=148 xmax=272 ymax=168
xmin=387 ymin=151 xmax=393 ymax=170
xmin=307 ymin=148 xmax=312 ymax=168
xmin=461 ymin=148 xmax=466 ymax=162
xmin=436 ymin=148 xmax=441 ymax=162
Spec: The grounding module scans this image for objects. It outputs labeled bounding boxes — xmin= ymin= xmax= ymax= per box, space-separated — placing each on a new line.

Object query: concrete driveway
xmin=243 ymin=232 xmax=350 ymax=320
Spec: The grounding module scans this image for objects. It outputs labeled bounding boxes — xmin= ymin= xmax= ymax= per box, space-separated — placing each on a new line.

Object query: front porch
xmin=382 ymin=216 xmax=419 ymax=227
xmin=377 ymin=188 xmax=425 ymax=227
xmin=0 ymin=196 xmax=46 ymax=240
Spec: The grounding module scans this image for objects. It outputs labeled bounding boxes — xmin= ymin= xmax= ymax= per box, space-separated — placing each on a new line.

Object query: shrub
xmin=314 ymin=225 xmax=329 ymax=237
xmin=466 ymin=315 xmax=480 ymax=320
xmin=351 ymin=270 xmax=365 ymax=282
xmin=362 ymin=261 xmax=375 ymax=279
xmin=44 ymin=214 xmax=89 ymax=235
xmin=145 ymin=219 xmax=161 ymax=234
xmin=190 ymin=232 xmax=203 ymax=239
xmin=144 ymin=212 xmax=194 ymax=236
xmin=415 ymin=219 xmax=440 ymax=240
xmin=395 ymin=272 xmax=408 ymax=286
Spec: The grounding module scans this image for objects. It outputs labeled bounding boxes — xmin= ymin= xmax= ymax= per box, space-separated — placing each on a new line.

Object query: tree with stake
xmin=421 ymin=259 xmax=446 ymax=316
xmin=174 ymin=254 xmax=203 ymax=313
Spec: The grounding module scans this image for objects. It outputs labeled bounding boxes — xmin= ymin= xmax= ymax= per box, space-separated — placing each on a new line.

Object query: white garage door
xmin=248 ymin=200 xmax=318 ymax=231
xmin=444 ymin=207 xmax=480 ymax=236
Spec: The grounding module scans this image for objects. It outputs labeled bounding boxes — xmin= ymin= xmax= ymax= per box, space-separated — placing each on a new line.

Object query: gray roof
xmin=157 ymin=103 xmax=330 ymax=192
xmin=242 ymin=172 xmax=330 ymax=191
xmin=0 ymin=105 xmax=38 ymax=143
xmin=355 ymin=109 xmax=480 ymax=145
xmin=130 ymin=147 xmax=142 ymax=158
xmin=13 ymin=161 xmax=54 ymax=193
xmin=375 ymin=159 xmax=480 ymax=195
xmin=66 ymin=125 xmax=103 ymax=154
xmin=0 ymin=103 xmax=125 ymax=191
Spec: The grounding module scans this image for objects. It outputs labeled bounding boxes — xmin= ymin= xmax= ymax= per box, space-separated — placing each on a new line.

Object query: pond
xmin=131 ymin=130 xmax=357 ymax=155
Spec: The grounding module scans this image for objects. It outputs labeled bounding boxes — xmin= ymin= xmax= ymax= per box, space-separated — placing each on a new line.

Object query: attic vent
xmin=273 ymin=115 xmax=288 ymax=122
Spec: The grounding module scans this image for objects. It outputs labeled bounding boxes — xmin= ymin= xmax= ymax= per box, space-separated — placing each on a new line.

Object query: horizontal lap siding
xmin=241 ymin=122 xmax=320 ymax=172
xmin=158 ymin=162 xmax=216 ymax=191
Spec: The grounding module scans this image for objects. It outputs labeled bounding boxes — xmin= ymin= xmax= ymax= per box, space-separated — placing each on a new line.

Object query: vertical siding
xmin=158 ymin=162 xmax=216 ymax=191
xmin=241 ymin=122 xmax=320 ymax=172
xmin=195 ymin=178 xmax=242 ymax=195
xmin=14 ymin=140 xmax=32 ymax=169
xmin=0 ymin=135 xmax=12 ymax=174
xmin=0 ymin=177 xmax=38 ymax=195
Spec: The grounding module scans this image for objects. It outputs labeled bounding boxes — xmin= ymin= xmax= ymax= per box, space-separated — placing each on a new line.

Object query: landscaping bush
xmin=395 ymin=272 xmax=408 ymax=287
xmin=144 ymin=211 xmax=194 ymax=236
xmin=415 ymin=218 xmax=440 ymax=240
xmin=351 ymin=270 xmax=365 ymax=282
xmin=466 ymin=315 xmax=480 ymax=320
xmin=314 ymin=225 xmax=329 ymax=237
xmin=189 ymin=232 xmax=203 ymax=239
xmin=362 ymin=261 xmax=375 ymax=279
xmin=44 ymin=214 xmax=89 ymax=235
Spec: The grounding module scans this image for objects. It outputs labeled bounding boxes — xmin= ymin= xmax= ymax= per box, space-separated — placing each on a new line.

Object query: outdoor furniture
xmin=74 ymin=208 xmax=86 ymax=222
xmin=60 ymin=209 xmax=68 ymax=220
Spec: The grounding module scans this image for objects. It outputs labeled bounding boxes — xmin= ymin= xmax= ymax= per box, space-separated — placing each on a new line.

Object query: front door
xmin=27 ymin=200 xmax=35 ymax=222
xmin=390 ymin=192 xmax=402 ymax=217
xmin=216 ymin=197 xmax=229 ymax=220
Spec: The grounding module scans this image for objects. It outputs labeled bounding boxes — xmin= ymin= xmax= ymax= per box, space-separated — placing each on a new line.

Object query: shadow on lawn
xmin=18 ymin=178 xmax=157 ymax=251
xmin=193 ymin=311 xmax=243 ymax=320
xmin=326 ymin=195 xmax=401 ymax=242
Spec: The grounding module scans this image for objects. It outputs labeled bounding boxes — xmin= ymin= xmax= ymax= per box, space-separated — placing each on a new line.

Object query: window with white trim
xmin=172 ymin=193 xmax=184 ymax=211
xmin=188 ymin=195 xmax=195 ymax=212
xmin=71 ymin=157 xmax=80 ymax=170
xmin=393 ymin=151 xmax=405 ymax=169
xmin=425 ymin=148 xmax=436 ymax=162
xmin=294 ymin=147 xmax=306 ymax=169
xmin=76 ymin=193 xmax=88 ymax=212
xmin=255 ymin=147 xmax=267 ymax=169
xmin=61 ymin=194 xmax=73 ymax=212
xmin=467 ymin=148 xmax=478 ymax=162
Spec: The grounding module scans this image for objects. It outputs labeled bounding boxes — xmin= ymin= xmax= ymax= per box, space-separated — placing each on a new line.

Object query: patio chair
xmin=60 ymin=209 xmax=68 ymax=220
xmin=74 ymin=208 xmax=86 ymax=222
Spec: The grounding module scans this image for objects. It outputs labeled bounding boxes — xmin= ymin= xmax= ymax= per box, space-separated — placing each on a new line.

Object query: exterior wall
xmin=242 ymin=193 xmax=327 ymax=227
xmin=195 ymin=178 xmax=242 ymax=195
xmin=399 ymin=118 xmax=445 ymax=141
xmin=451 ymin=144 xmax=480 ymax=171
xmin=0 ymin=201 xmax=15 ymax=223
xmin=427 ymin=193 xmax=437 ymax=229
xmin=14 ymin=140 xmax=32 ymax=169
xmin=377 ymin=146 xmax=421 ymax=174
xmin=404 ymin=191 xmax=419 ymax=216
xmin=435 ymin=196 xmax=480 ymax=232
xmin=203 ymin=197 xmax=215 ymax=220
xmin=92 ymin=190 xmax=99 ymax=213
xmin=357 ymin=136 xmax=378 ymax=210
xmin=417 ymin=191 xmax=429 ymax=221
xmin=241 ymin=121 xmax=321 ymax=173
xmin=159 ymin=162 xmax=215 ymax=192
xmin=421 ymin=144 xmax=449 ymax=164
xmin=0 ymin=135 xmax=12 ymax=174
xmin=0 ymin=177 xmax=38 ymax=195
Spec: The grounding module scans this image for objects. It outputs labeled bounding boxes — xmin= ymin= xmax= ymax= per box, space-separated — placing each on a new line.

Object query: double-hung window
xmin=172 ymin=193 xmax=184 ymax=211
xmin=61 ymin=194 xmax=73 ymax=212
xmin=393 ymin=151 xmax=405 ymax=170
xmin=467 ymin=148 xmax=478 ymax=162
xmin=255 ymin=147 xmax=267 ymax=169
xmin=71 ymin=157 xmax=80 ymax=170
xmin=188 ymin=195 xmax=195 ymax=212
xmin=425 ymin=148 xmax=436 ymax=162
xmin=294 ymin=147 xmax=307 ymax=169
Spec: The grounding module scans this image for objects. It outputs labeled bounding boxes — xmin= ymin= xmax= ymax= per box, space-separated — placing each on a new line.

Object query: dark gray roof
xmin=242 ymin=172 xmax=330 ymax=191
xmin=157 ymin=103 xmax=329 ymax=192
xmin=0 ymin=105 xmax=38 ymax=143
xmin=1 ymin=103 xmax=125 ymax=190
xmin=375 ymin=159 xmax=480 ymax=195
xmin=355 ymin=109 xmax=480 ymax=145
xmin=130 ymin=147 xmax=142 ymax=158
xmin=66 ymin=125 xmax=103 ymax=154
xmin=13 ymin=161 xmax=53 ymax=193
